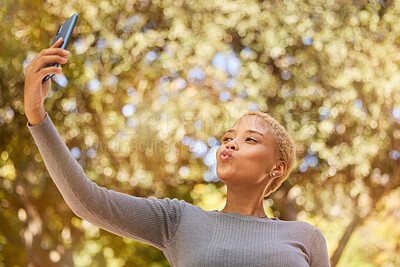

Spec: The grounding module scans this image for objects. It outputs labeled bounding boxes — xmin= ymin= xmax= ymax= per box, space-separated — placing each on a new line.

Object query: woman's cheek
xmin=216 ymin=145 xmax=225 ymax=156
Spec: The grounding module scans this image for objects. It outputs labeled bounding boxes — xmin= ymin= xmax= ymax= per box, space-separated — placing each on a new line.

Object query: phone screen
xmin=42 ymin=13 xmax=78 ymax=84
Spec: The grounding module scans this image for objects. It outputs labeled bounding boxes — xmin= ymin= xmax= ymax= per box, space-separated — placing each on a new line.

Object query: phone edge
xmin=60 ymin=14 xmax=79 ymax=50
xmin=42 ymin=13 xmax=79 ymax=84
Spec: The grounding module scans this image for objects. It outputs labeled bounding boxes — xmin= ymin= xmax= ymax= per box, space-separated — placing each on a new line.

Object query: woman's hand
xmin=24 ymin=37 xmax=70 ymax=126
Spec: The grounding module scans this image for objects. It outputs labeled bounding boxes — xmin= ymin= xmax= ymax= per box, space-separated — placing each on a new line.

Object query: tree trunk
xmin=330 ymin=214 xmax=362 ymax=267
xmin=282 ymin=196 xmax=298 ymax=221
xmin=330 ymin=167 xmax=400 ymax=267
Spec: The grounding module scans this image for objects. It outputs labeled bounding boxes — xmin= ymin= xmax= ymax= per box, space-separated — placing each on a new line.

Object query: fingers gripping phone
xmin=42 ymin=13 xmax=78 ymax=84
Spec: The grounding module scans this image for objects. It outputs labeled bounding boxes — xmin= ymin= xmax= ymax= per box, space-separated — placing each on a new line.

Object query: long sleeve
xmin=310 ymin=228 xmax=330 ymax=267
xmin=27 ymin=113 xmax=187 ymax=250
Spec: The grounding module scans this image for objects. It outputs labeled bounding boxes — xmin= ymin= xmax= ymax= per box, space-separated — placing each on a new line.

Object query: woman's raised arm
xmin=24 ymin=41 xmax=187 ymax=250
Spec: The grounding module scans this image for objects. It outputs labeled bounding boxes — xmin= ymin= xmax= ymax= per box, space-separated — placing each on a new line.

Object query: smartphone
xmin=42 ymin=13 xmax=79 ymax=84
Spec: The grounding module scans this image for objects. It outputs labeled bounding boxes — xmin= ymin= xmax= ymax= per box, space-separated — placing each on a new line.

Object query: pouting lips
xmin=221 ymin=150 xmax=232 ymax=157
xmin=220 ymin=149 xmax=232 ymax=161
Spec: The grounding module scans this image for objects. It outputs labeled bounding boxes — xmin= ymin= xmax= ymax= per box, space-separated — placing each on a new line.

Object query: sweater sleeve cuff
xmin=26 ymin=112 xmax=51 ymax=129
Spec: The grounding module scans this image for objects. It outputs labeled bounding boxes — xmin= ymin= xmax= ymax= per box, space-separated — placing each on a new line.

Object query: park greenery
xmin=1 ymin=0 xmax=400 ymax=266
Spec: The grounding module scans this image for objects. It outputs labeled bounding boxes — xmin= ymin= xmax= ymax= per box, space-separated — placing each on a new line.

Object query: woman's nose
xmin=225 ymin=142 xmax=237 ymax=150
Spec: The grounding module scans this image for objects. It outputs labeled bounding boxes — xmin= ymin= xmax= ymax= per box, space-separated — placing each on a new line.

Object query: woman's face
xmin=216 ymin=115 xmax=277 ymax=187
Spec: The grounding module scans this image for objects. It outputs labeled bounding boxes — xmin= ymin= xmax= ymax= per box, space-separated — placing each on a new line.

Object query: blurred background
xmin=1 ymin=0 xmax=400 ymax=266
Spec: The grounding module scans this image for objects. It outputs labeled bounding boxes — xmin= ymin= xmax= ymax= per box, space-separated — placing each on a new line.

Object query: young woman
xmin=24 ymin=38 xmax=330 ymax=266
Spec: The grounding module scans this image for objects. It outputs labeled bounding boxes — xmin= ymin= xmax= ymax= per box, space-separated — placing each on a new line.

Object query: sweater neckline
xmin=209 ymin=210 xmax=280 ymax=222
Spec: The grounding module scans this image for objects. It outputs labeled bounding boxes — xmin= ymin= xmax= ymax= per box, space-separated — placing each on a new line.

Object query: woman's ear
xmin=271 ymin=161 xmax=287 ymax=178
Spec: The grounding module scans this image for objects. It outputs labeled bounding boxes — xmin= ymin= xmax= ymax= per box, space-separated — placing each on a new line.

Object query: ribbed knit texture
xmin=27 ymin=113 xmax=330 ymax=267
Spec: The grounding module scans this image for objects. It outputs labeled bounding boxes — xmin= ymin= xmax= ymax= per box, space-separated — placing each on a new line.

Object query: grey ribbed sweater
xmin=27 ymin=113 xmax=330 ymax=267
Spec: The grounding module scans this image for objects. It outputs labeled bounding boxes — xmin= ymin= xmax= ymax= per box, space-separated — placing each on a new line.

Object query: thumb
xmin=43 ymin=78 xmax=51 ymax=92
xmin=41 ymin=75 xmax=53 ymax=100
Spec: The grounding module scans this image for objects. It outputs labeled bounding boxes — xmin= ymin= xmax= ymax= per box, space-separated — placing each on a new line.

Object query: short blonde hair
xmin=240 ymin=111 xmax=296 ymax=197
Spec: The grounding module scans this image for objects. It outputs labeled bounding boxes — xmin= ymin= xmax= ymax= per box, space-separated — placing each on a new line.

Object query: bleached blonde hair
xmin=240 ymin=111 xmax=296 ymax=197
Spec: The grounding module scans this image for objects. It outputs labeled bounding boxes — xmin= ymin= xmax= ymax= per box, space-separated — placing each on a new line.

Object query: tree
xmin=1 ymin=0 xmax=399 ymax=266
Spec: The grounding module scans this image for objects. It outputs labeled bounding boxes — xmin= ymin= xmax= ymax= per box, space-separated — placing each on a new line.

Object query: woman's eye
xmin=222 ymin=137 xmax=257 ymax=142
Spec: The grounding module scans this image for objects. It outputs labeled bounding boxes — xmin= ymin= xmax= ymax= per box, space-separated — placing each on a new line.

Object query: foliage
xmin=0 ymin=0 xmax=399 ymax=266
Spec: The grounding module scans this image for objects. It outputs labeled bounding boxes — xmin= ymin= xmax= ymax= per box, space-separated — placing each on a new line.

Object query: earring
xmin=272 ymin=172 xmax=275 ymax=177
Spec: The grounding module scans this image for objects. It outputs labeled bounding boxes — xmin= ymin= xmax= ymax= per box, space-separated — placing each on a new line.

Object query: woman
xmin=24 ymin=38 xmax=330 ymax=266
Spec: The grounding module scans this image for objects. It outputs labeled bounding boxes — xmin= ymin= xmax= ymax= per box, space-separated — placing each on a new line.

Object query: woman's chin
xmin=216 ymin=168 xmax=235 ymax=181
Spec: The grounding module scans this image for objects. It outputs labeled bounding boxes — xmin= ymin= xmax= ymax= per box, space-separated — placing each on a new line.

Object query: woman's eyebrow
xmin=225 ymin=129 xmax=264 ymax=137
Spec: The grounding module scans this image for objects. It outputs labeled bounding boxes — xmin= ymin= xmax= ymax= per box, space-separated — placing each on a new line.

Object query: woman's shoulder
xmin=280 ymin=219 xmax=326 ymax=244
xmin=283 ymin=219 xmax=322 ymax=232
